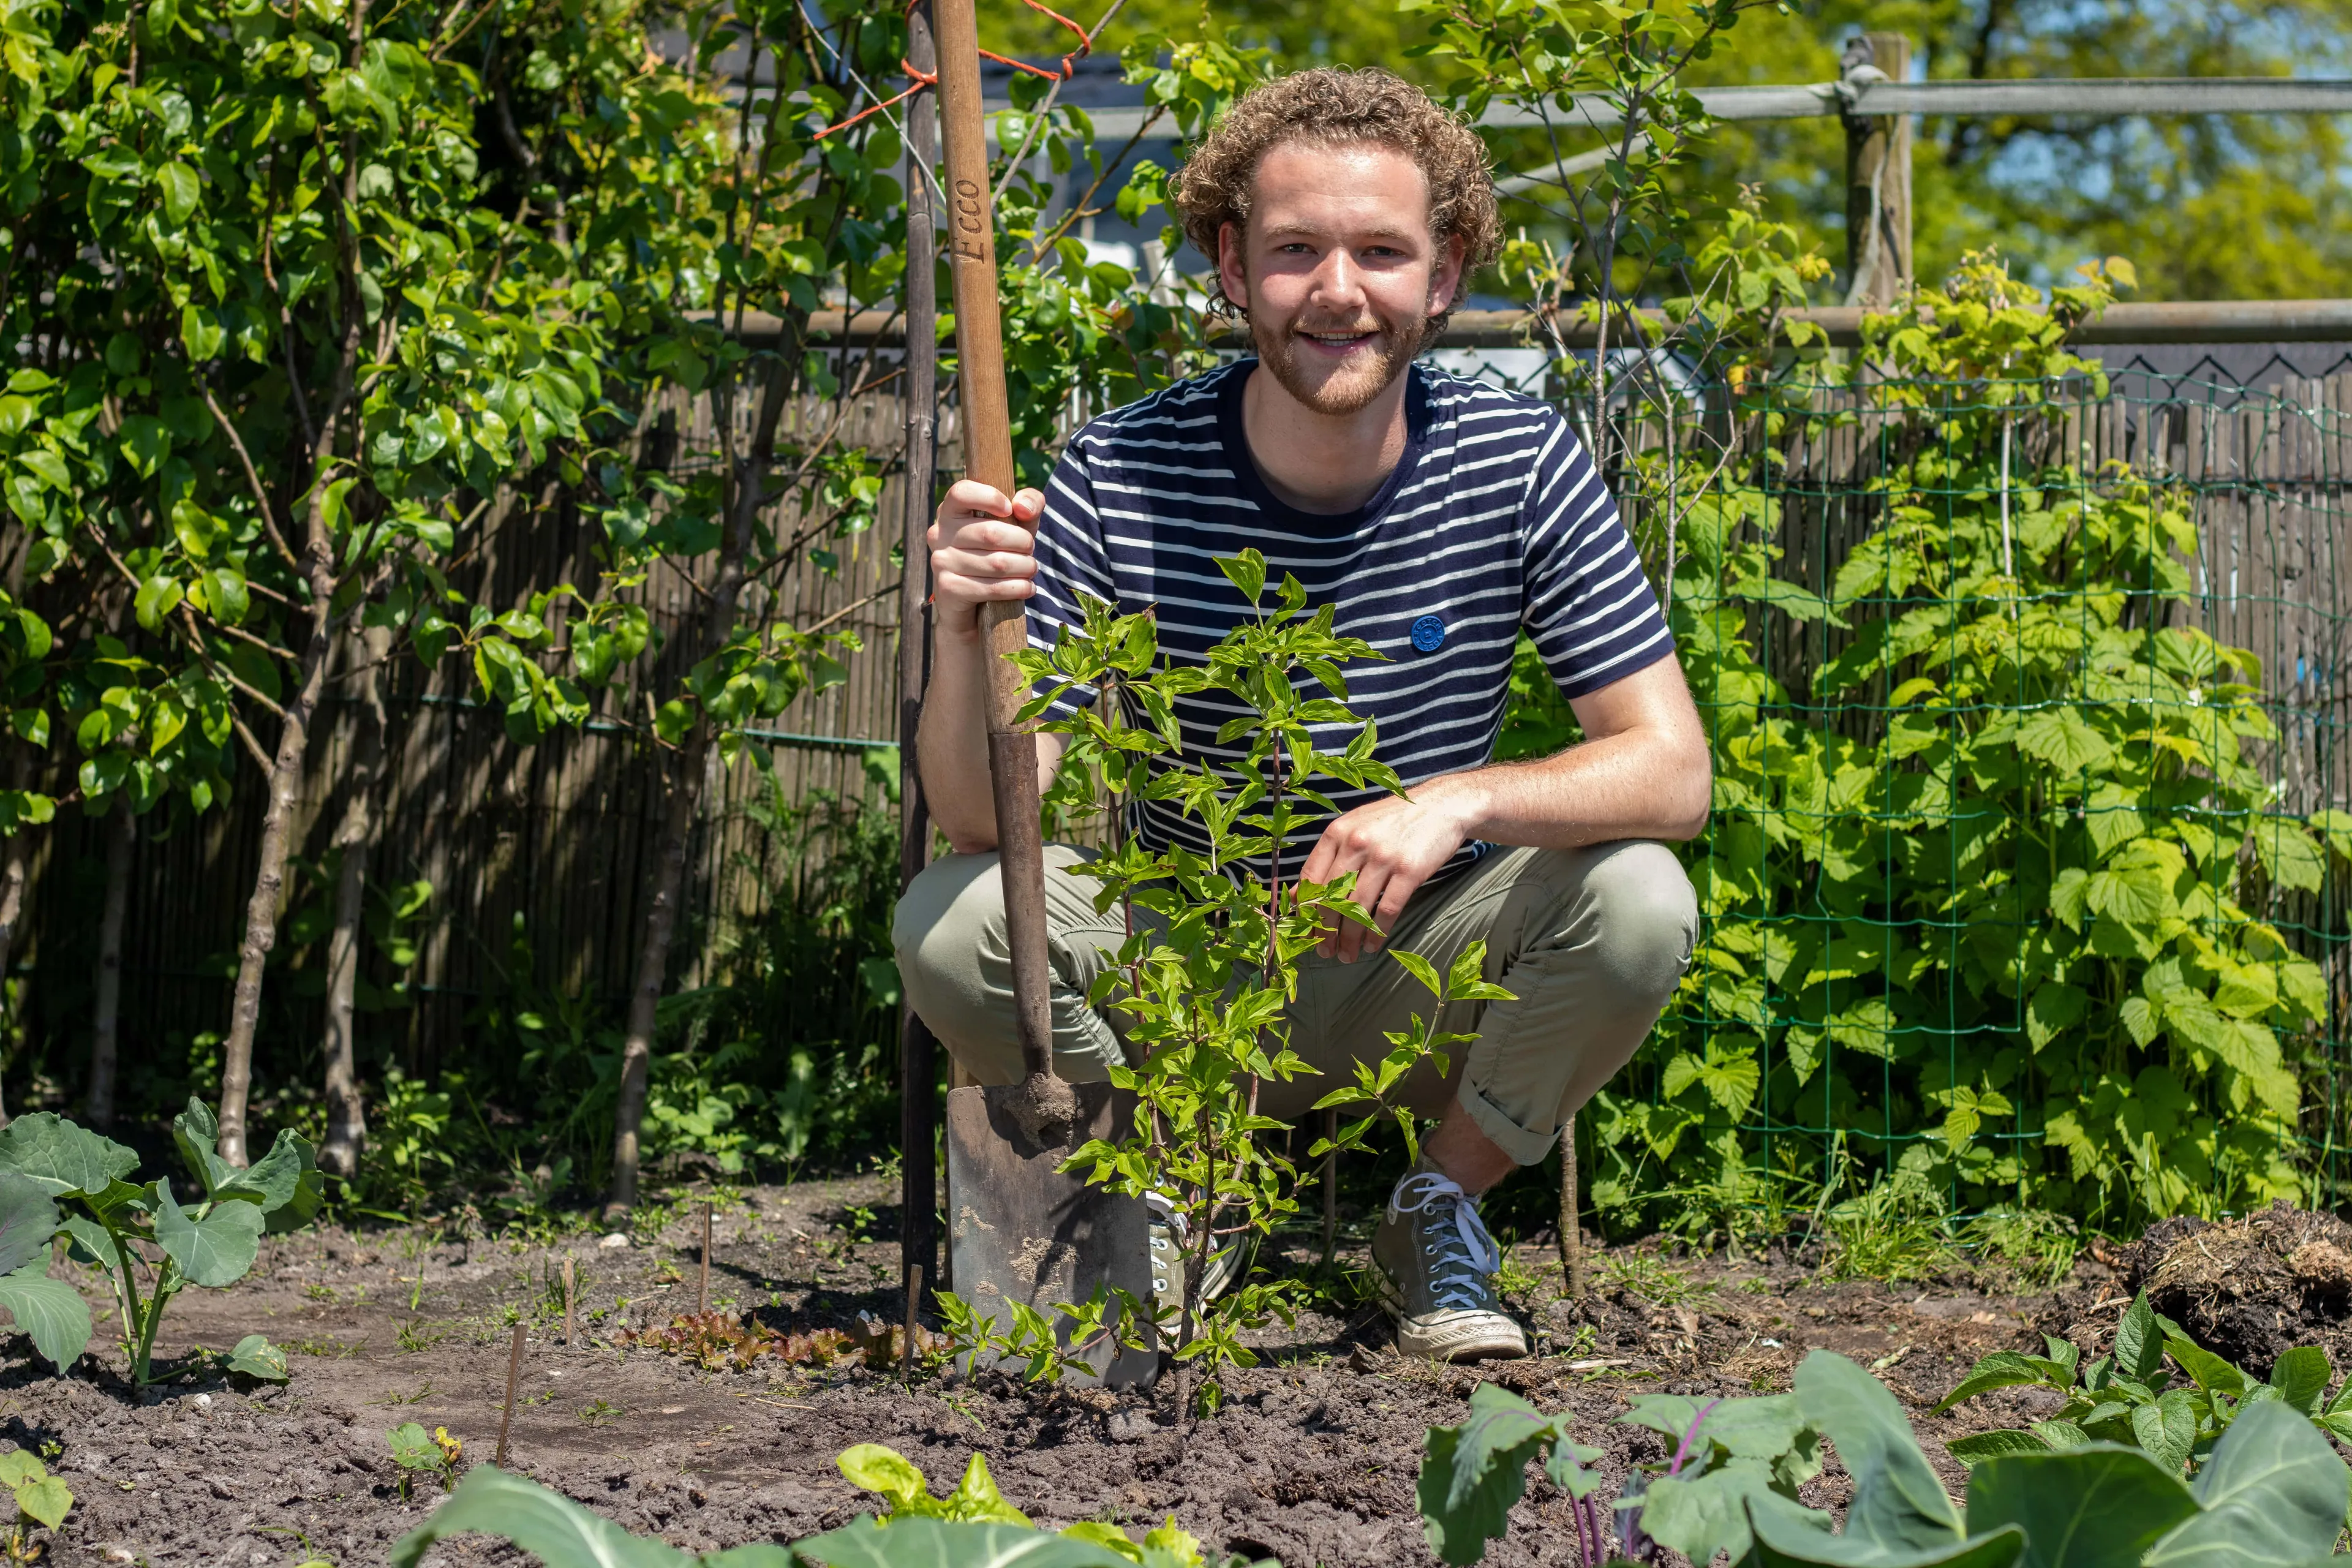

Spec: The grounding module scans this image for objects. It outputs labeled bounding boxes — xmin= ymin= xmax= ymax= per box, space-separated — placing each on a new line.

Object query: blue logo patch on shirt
xmin=1409 ymin=614 xmax=1446 ymax=653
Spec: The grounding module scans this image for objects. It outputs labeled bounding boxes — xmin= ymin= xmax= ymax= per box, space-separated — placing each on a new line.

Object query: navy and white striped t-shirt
xmin=1027 ymin=357 xmax=1675 ymax=885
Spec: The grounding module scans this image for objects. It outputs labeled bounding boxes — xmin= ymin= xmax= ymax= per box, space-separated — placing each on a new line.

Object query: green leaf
xmin=1647 ymin=1460 xmax=1814 ymax=1566
xmin=153 ymin=1178 xmax=263 ymax=1288
xmin=0 ymin=1113 xmax=138 ymax=1197
xmin=789 ymin=1518 xmax=1146 ymax=1567
xmin=13 ymin=1474 xmax=69 ymax=1530
xmin=1417 ymin=1383 xmax=1572 ymax=1566
xmin=2116 ymin=1294 xmax=2165 ymax=1383
xmin=171 ymin=1098 xmax=234 ymax=1199
xmin=170 ymin=499 xmax=220 ymax=559
xmin=2026 ymin=984 xmax=2089 ymax=1054
xmin=118 ymin=416 xmax=171 ymax=479
xmin=179 ymin=305 xmax=224 ymax=361
xmin=1620 ymin=1392 xmax=1817 ymax=1468
xmin=941 ymin=1453 xmax=1031 ymax=1527
xmin=225 ymin=1333 xmax=289 ymax=1382
xmin=1967 ymin=1444 xmax=2199 ymax=1568
xmin=2253 ymin=827 xmax=2326 ymax=895
xmin=2144 ymin=1403 xmax=2351 ymax=1568
xmin=0 ymin=1174 xmax=58 ymax=1278
xmin=839 ymin=1444 xmax=935 ymax=1514
xmin=1945 ymin=1430 xmax=2051 ymax=1467
xmin=216 ymin=1127 xmax=320 ymax=1218
xmin=134 ymin=574 xmax=183 ymax=632
xmin=390 ymin=1464 xmax=693 ymax=1568
xmin=386 ymin=1422 xmax=441 ymax=1471
xmin=2133 ymin=1390 xmax=2198 ymax=1474
xmin=2030 ymin=1420 xmax=2094 ymax=1451
xmin=1747 ymin=1491 xmax=2023 ymax=1568
xmin=2268 ymin=1346 xmax=2331 ymax=1416
xmin=2014 ymin=710 xmax=2113 ymax=772
xmin=0 ymin=1261 xmax=92 ymax=1373
xmin=2166 ymin=1336 xmax=2247 ymax=1398
xmin=1795 ymin=1351 xmax=1964 ymax=1551
xmin=1389 ymin=949 xmax=1442 ymax=999
xmin=1215 ymin=551 xmax=1266 ymax=606
xmin=157 ymin=161 xmax=202 ymax=225
xmin=1935 ymin=1352 xmax=2062 ymax=1413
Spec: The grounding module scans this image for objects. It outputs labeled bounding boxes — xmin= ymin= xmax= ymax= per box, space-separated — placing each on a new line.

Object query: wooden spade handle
xmin=933 ymin=0 xmax=1066 ymax=1115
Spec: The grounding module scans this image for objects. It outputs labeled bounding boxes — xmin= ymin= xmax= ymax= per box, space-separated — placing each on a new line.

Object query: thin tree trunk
xmin=85 ymin=796 xmax=133 ymax=1129
xmin=318 ymin=624 xmax=391 ymax=1178
xmin=215 ymin=0 xmax=368 ymax=1167
xmin=605 ymin=327 xmax=810 ymax=1218
xmin=218 ymin=605 xmax=337 ymax=1165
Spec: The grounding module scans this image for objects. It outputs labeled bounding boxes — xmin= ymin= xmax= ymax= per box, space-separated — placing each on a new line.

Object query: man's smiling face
xmin=1218 ymin=140 xmax=1466 ymax=418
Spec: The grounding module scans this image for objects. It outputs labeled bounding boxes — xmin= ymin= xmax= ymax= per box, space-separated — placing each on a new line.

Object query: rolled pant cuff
xmin=1455 ymin=1079 xmax=1559 ymax=1166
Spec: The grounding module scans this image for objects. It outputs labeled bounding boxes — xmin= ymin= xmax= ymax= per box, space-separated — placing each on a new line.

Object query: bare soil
xmin=5 ymin=1182 xmax=2221 ymax=1567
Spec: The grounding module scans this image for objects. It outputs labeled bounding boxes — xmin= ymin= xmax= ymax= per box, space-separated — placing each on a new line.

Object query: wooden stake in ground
xmin=900 ymin=1262 xmax=924 ymax=1382
xmin=1558 ymin=1112 xmax=1585 ymax=1301
xmin=495 ymin=1322 xmax=526 ymax=1468
xmin=698 ymin=1202 xmax=712 ymax=1315
xmin=561 ymin=1256 xmax=575 ymax=1348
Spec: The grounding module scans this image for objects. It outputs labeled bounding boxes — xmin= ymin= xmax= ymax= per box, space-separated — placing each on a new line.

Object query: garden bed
xmin=9 ymin=1182 xmax=2298 ymax=1567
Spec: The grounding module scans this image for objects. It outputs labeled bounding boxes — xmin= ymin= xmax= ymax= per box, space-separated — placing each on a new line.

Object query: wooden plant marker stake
xmin=699 ymin=1202 xmax=712 ymax=1315
xmin=495 ymin=1321 xmax=526 ymax=1468
xmin=562 ymin=1255 xmax=576 ymax=1348
xmin=1558 ymin=1113 xmax=1586 ymax=1301
xmin=900 ymin=1262 xmax=924 ymax=1382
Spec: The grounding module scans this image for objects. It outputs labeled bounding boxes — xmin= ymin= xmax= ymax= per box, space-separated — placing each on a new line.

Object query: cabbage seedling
xmin=0 ymin=1097 xmax=321 ymax=1384
xmin=386 ymin=1423 xmax=464 ymax=1498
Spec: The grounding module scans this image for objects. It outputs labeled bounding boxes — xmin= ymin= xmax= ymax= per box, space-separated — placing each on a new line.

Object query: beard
xmin=1247 ymin=303 xmax=1436 ymax=417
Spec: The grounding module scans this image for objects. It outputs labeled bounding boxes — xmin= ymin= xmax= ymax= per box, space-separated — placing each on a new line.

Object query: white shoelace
xmin=1387 ymin=1170 xmax=1502 ymax=1311
xmin=1145 ymin=1189 xmax=1188 ymax=1242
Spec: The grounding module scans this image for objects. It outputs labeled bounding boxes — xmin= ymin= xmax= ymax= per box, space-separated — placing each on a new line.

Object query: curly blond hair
xmin=1169 ymin=68 xmax=1499 ymax=325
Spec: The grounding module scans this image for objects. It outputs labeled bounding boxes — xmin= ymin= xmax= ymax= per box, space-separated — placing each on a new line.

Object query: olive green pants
xmin=891 ymin=841 xmax=1698 ymax=1166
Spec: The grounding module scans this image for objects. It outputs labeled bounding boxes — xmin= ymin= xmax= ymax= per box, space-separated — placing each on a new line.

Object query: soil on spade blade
xmin=9 ymin=1180 xmax=2182 ymax=1567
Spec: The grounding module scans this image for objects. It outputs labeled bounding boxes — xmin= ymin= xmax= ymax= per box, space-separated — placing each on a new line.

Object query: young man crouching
xmin=895 ymin=67 xmax=1709 ymax=1362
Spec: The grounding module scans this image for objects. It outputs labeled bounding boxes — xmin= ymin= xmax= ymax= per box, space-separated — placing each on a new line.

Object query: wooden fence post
xmin=1842 ymin=31 xmax=1913 ymax=308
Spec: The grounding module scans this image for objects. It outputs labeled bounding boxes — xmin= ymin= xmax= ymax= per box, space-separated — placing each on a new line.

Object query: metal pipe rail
xmin=729 ymin=298 xmax=2352 ymax=350
xmin=983 ymin=77 xmax=2352 ymax=140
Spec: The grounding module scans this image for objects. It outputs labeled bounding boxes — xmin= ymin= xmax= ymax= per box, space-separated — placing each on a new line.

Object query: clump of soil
xmin=2122 ymin=1199 xmax=2352 ymax=1374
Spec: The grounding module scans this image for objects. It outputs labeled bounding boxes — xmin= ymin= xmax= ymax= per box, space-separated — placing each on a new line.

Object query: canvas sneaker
xmin=1147 ymin=1191 xmax=1247 ymax=1321
xmin=1371 ymin=1165 xmax=1528 ymax=1362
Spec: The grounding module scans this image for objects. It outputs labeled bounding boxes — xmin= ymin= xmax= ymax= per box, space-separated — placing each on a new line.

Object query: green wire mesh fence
xmin=1554 ymin=366 xmax=2352 ymax=1231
